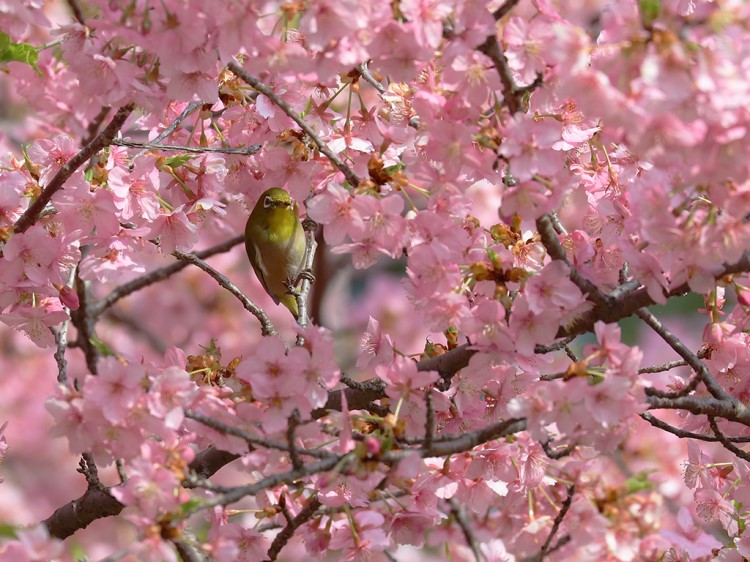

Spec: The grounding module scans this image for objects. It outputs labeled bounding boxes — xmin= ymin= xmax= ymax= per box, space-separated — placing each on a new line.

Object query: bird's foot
xmin=295 ymin=268 xmax=316 ymax=285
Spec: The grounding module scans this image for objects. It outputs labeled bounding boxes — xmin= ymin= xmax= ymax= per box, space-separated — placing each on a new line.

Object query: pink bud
xmin=364 ymin=437 xmax=380 ymax=457
xmin=58 ymin=285 xmax=80 ymax=311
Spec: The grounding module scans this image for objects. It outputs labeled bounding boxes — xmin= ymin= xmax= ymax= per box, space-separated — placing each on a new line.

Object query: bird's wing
xmin=245 ymin=235 xmax=280 ymax=305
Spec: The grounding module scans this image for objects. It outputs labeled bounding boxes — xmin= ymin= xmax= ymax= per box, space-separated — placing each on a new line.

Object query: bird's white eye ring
xmin=264 ymin=196 xmax=272 ymax=208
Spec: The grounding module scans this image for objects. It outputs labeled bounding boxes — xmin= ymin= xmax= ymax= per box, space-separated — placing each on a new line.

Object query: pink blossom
xmin=147 ymin=206 xmax=198 ymax=253
xmin=84 ymin=357 xmax=145 ymax=424
xmin=1 ymin=300 xmax=69 ymax=348
xmin=695 ymin=488 xmax=738 ymax=536
xmin=524 ymin=260 xmax=589 ymax=318
xmin=307 ymin=183 xmax=364 ymax=245
xmin=111 ymin=443 xmax=186 ymax=520
xmin=27 ymin=134 xmax=77 ymax=186
xmin=661 ymin=507 xmax=722 ymax=559
xmin=357 ymin=316 xmax=395 ymax=370
xmin=400 ymin=0 xmax=453 ymax=49
xmin=377 ymin=356 xmax=438 ymax=401
xmin=55 ymin=187 xmax=120 ymax=239
xmin=0 ymin=170 xmax=28 ymax=226
xmin=2 ymin=225 xmax=64 ymax=286
xmin=147 ymin=366 xmax=199 ymax=429
xmin=508 ymin=297 xmax=559 ymax=355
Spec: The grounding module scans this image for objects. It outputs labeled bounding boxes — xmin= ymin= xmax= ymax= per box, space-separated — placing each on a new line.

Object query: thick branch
xmin=640 ymin=413 xmax=750 ymax=443
xmin=537 ymin=214 xmax=608 ymax=305
xmin=647 ymin=395 xmax=750 ymax=426
xmin=14 ymin=104 xmax=135 ymax=233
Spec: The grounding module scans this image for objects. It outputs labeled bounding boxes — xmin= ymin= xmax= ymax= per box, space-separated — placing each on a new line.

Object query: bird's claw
xmin=296 ymin=268 xmax=316 ymax=285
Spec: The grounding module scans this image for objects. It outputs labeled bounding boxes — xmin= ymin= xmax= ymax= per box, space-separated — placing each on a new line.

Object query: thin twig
xmin=227 ymin=61 xmax=360 ymax=187
xmin=708 ymin=416 xmax=750 ymax=462
xmin=448 ymin=498 xmax=483 ymax=562
xmin=541 ymin=440 xmax=575 ymax=459
xmin=534 ymin=337 xmax=576 ymax=354
xmin=638 ymin=359 xmax=688 ymax=374
xmin=647 ymin=394 xmax=750 ymax=426
xmin=287 ymin=410 xmax=303 ymax=470
xmin=106 ymin=308 xmax=168 ymax=353
xmin=14 ymin=104 xmax=135 ymax=233
xmin=93 ymin=235 xmax=244 ymax=316
xmin=136 ymin=101 xmax=203 ymax=159
xmin=477 ymin=28 xmax=542 ymax=116
xmin=640 ymin=412 xmax=750 ymax=443
xmin=196 ymin=418 xmax=527 ymax=512
xmin=356 ymin=62 xmax=386 ymax=93
xmin=538 ymin=485 xmax=575 ymax=561
xmin=296 ymin=218 xmax=318 ymax=338
xmin=54 ymin=261 xmax=76 ymax=385
xmin=184 ymin=410 xmax=335 ymax=460
xmin=113 ymin=138 xmax=262 ymax=155
xmin=636 ymin=308 xmax=731 ymax=402
xmin=424 ymin=389 xmax=435 ymax=450
xmin=265 ymin=496 xmax=322 ymax=561
xmin=66 ymin=0 xmax=85 ymax=25
xmin=173 ymin=249 xmax=276 ymax=336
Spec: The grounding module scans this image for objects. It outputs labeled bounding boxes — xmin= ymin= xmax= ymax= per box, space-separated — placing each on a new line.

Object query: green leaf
xmin=0 ymin=31 xmax=41 ymax=76
xmin=164 ymin=154 xmax=196 ymax=168
xmin=177 ymin=497 xmax=204 ymax=517
xmin=89 ymin=336 xmax=116 ymax=357
xmin=639 ymin=0 xmax=661 ymax=28
xmin=624 ymin=470 xmax=655 ymax=495
xmin=0 ymin=522 xmax=18 ymax=539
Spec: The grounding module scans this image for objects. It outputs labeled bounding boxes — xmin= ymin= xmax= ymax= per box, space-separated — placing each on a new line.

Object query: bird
xmin=244 ymin=188 xmax=308 ymax=319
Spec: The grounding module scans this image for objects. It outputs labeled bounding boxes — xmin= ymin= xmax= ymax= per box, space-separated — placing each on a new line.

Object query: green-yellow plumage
xmin=245 ymin=188 xmax=306 ymax=319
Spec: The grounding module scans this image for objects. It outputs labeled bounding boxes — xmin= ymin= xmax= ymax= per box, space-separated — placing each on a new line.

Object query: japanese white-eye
xmin=244 ymin=188 xmax=307 ymax=319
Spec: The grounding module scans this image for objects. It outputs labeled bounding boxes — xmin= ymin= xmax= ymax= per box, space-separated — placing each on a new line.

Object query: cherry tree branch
xmin=536 ymin=214 xmax=609 ymax=305
xmin=709 ymin=416 xmax=750 ymax=462
xmin=265 ymin=496 xmax=322 ymax=561
xmin=638 ymin=359 xmax=688 ymax=374
xmin=112 ymin=138 xmax=262 ymax=155
xmin=647 ymin=395 xmax=750 ymax=426
xmin=477 ymin=24 xmax=543 ymax=116
xmin=131 ymin=101 xmax=204 ymax=159
xmin=14 ymin=104 xmax=135 ymax=234
xmin=66 ymin=0 xmax=85 ymax=25
xmin=173 ymin=249 xmax=276 ymax=336
xmin=184 ymin=410 xmax=335 ymax=460
xmin=295 ymin=218 xmax=319 ymax=334
xmin=492 ymin=0 xmax=522 ymax=20
xmin=448 ymin=498 xmax=483 ymax=562
xmin=227 ymin=60 xmax=361 ymax=187
xmin=640 ymin=413 xmax=750 ymax=443
xmin=82 ymin=107 xmax=111 ymax=146
xmin=356 ymin=62 xmax=385 ymax=94
xmin=92 ymin=235 xmax=244 ymax=316
xmin=525 ymin=485 xmax=575 ymax=562
xmin=71 ymin=267 xmax=99 ymax=375
xmin=198 ymin=418 xmax=528 ymax=512
xmin=636 ymin=308 xmax=731 ymax=401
